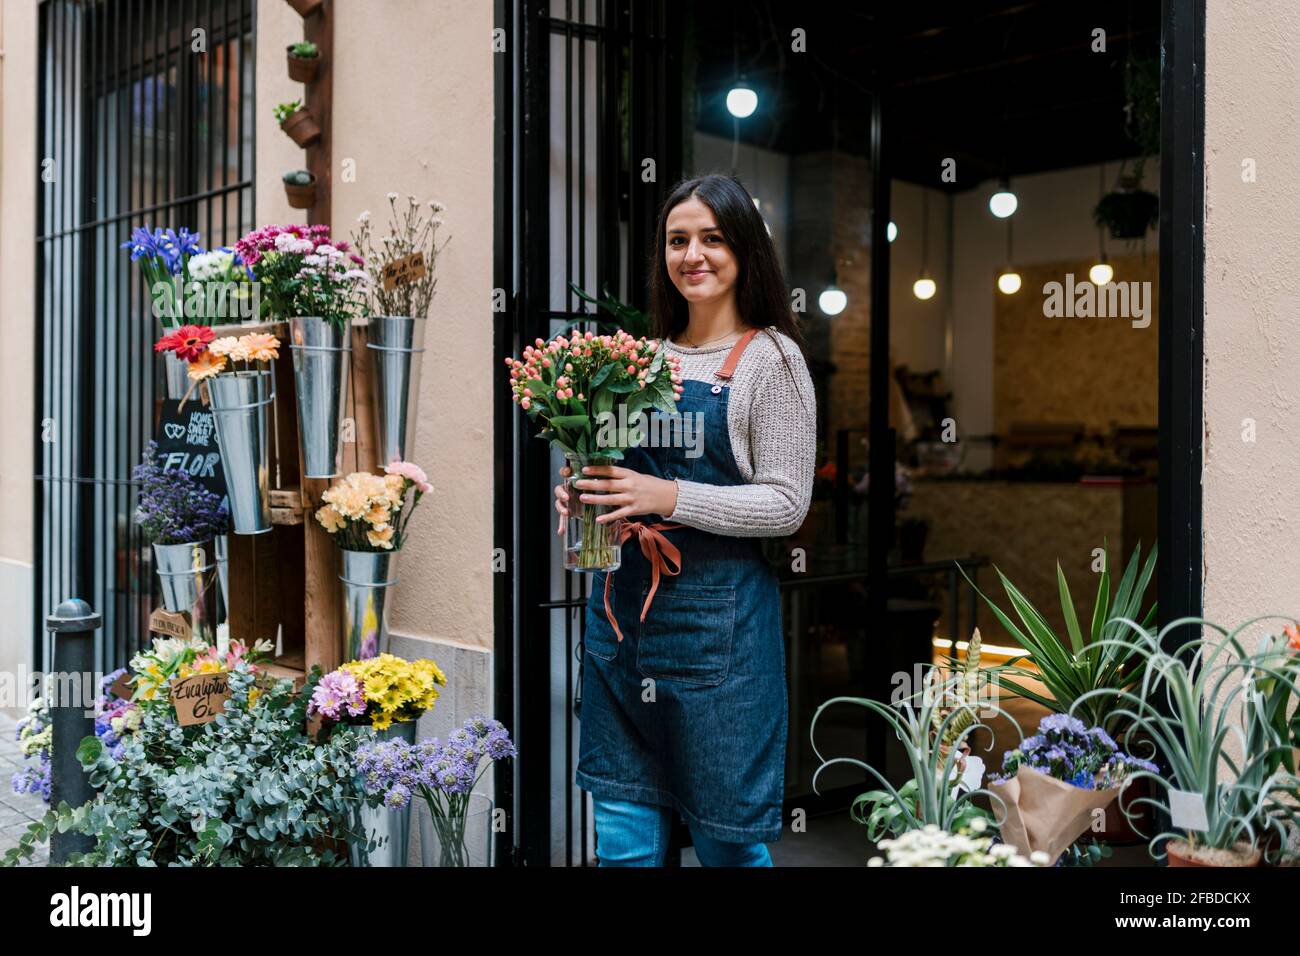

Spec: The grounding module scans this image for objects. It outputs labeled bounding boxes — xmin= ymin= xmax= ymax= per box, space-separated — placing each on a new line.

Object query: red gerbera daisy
xmin=172 ymin=324 xmax=215 ymax=362
xmin=153 ymin=330 xmax=183 ymax=354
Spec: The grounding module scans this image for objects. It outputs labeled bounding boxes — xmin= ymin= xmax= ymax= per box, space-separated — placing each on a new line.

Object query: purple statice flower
xmin=1038 ymin=713 xmax=1088 ymax=736
xmin=996 ymin=713 xmax=1152 ymax=790
xmin=134 ymin=441 xmax=228 ymax=545
xmin=307 ymin=669 xmax=367 ymax=721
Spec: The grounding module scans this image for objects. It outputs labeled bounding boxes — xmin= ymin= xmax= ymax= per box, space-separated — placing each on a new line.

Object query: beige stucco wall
xmin=0 ymin=0 xmax=39 ymax=684
xmin=255 ymin=0 xmax=495 ymax=658
xmin=1203 ymin=0 xmax=1300 ymax=626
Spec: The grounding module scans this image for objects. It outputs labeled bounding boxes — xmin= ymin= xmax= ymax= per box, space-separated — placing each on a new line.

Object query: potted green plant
xmin=1094 ymin=55 xmax=1160 ymax=241
xmin=283 ymin=169 xmax=316 ymax=209
xmin=287 ymin=40 xmax=320 ymax=82
xmin=275 ymin=99 xmax=321 ymax=148
xmin=1087 ymin=616 xmax=1300 ymax=867
xmin=1094 ymin=175 xmax=1159 ymax=240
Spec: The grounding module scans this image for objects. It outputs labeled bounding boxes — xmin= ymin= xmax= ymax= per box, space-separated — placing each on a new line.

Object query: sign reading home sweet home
xmin=169 ymin=671 xmax=231 ymax=726
xmin=154 ymin=403 xmax=228 ymax=503
xmin=381 ymin=251 xmax=428 ymax=291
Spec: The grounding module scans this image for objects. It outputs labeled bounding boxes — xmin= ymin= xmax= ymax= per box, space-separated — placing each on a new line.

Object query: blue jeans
xmin=592 ymin=796 xmax=773 ymax=867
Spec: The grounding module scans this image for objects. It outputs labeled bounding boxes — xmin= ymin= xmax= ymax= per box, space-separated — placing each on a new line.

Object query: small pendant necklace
xmin=681 ymin=326 xmax=743 ymax=349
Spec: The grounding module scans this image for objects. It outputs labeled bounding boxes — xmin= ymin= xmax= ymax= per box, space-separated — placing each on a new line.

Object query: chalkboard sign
xmin=155 ymin=403 xmax=228 ymax=504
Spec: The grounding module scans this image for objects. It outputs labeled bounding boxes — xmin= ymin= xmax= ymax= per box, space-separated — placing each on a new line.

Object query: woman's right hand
xmin=554 ymin=464 xmax=573 ymax=535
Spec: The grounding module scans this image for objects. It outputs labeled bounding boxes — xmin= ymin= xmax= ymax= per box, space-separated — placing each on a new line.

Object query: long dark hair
xmin=648 ymin=174 xmax=805 ymax=356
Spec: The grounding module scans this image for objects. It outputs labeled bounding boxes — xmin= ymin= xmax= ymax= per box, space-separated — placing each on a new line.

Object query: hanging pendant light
xmin=1089 ymin=163 xmax=1114 ymax=285
xmin=997 ymin=217 xmax=1021 ymax=294
xmin=989 ymin=176 xmax=1018 ymax=219
xmin=913 ymin=190 xmax=937 ymax=300
xmin=726 ymin=80 xmax=758 ymax=118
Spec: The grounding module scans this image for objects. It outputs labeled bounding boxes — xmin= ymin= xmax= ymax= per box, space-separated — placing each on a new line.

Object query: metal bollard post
xmin=47 ymin=598 xmax=101 ymax=863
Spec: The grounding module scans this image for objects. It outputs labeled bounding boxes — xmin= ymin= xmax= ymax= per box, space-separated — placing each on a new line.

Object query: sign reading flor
xmin=154 ymin=403 xmax=228 ymax=504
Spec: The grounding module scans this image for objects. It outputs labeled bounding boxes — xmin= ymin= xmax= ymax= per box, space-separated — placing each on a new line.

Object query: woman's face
xmin=665 ymin=197 xmax=739 ymax=306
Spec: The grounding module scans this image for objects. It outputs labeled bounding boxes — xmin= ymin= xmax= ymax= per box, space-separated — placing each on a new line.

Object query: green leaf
xmin=589 ymin=362 xmax=616 ymax=390
xmin=547 ymin=415 xmax=592 ymax=432
xmin=76 ymin=736 xmax=103 ymax=767
xmin=1057 ymin=563 xmax=1085 ymax=656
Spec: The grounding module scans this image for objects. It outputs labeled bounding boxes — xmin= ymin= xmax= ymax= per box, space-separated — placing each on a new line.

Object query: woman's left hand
xmin=574 ymin=465 xmax=678 ymax=523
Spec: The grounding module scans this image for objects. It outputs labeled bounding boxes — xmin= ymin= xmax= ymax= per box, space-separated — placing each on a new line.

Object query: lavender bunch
xmin=11 ymin=699 xmax=52 ymax=804
xmin=357 ymin=716 xmax=516 ymax=866
xmin=133 ymin=441 xmax=229 ymax=545
xmin=995 ymin=713 xmax=1158 ymax=790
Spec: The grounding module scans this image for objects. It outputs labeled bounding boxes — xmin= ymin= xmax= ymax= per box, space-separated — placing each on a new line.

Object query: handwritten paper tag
xmin=381 ymin=251 xmax=428 ymax=291
xmin=108 ymin=671 xmax=135 ymax=701
xmin=148 ymin=608 xmax=192 ymax=640
xmin=169 ymin=671 xmax=231 ymax=726
xmin=1167 ymin=788 xmax=1210 ymax=832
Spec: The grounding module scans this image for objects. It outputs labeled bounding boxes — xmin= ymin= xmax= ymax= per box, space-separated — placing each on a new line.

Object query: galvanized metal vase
xmin=214 ymin=533 xmax=230 ymax=617
xmin=162 ymin=351 xmax=189 ymax=400
xmin=340 ymin=549 xmax=399 ymax=661
xmin=207 ymin=370 xmax=274 ymax=534
xmin=366 ymin=315 xmax=426 ymax=465
xmin=153 ymin=540 xmax=213 ymax=613
xmin=348 ymin=719 xmax=418 ymax=867
xmin=289 ymin=316 xmax=351 ymax=478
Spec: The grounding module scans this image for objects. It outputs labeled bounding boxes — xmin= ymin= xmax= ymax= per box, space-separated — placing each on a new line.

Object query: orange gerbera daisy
xmin=187 ymin=350 xmax=227 ymax=381
xmin=239 ymin=332 xmax=281 ymax=362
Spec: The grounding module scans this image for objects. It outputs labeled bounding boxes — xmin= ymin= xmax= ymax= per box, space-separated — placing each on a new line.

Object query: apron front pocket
xmin=636 ymin=584 xmax=736 ymax=686
xmin=581 ymin=572 xmax=621 ymax=662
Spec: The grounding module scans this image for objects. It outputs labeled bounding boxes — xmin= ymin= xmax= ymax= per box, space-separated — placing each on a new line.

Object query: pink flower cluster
xmin=235 ymin=223 xmax=363 ymax=268
xmin=384 ymin=459 xmax=432 ymax=494
xmin=306 ymin=669 xmax=367 ymax=721
xmin=505 ymin=330 xmax=683 ymax=411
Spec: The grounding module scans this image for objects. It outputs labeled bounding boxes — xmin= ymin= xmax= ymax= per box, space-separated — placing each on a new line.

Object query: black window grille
xmin=34 ymin=0 xmax=255 ymax=675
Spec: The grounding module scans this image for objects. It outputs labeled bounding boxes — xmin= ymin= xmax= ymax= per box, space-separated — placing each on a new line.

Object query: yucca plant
xmin=961 ymin=541 xmax=1157 ymax=735
xmin=812 ymin=645 xmax=1017 ymax=843
xmin=1077 ymin=616 xmax=1299 ymax=864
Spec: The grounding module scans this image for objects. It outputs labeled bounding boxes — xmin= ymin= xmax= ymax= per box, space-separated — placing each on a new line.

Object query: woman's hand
xmin=554 ymin=464 xmax=678 ymax=532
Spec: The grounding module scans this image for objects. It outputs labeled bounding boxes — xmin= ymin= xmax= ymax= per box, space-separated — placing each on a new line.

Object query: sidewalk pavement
xmin=0 ymin=711 xmax=50 ymax=866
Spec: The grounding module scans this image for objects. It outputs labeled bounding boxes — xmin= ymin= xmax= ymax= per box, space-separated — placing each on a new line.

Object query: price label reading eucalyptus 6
xmin=381 ymin=251 xmax=428 ymax=291
xmin=169 ymin=671 xmax=231 ymax=726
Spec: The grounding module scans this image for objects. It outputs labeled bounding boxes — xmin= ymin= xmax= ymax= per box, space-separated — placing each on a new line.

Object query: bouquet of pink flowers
xmin=505 ymin=329 xmax=684 ymax=571
xmin=235 ymin=223 xmax=368 ymax=328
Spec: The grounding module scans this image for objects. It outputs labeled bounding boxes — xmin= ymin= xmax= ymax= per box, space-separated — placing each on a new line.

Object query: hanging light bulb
xmin=989 ymin=177 xmax=1018 ymax=219
xmin=1090 ymin=164 xmax=1114 ymax=286
xmin=726 ymin=82 xmax=758 ymax=118
xmin=887 ymin=221 xmax=898 ymax=243
xmin=996 ymin=218 xmax=1020 ymax=294
xmin=913 ymin=192 xmax=936 ymax=300
xmin=819 ymin=286 xmax=848 ymax=315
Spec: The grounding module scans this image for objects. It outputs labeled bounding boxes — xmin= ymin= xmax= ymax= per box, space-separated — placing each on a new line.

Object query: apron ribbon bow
xmin=603 ymin=521 xmax=682 ymax=642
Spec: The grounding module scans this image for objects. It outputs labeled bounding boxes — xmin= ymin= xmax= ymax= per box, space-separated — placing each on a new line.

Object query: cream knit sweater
xmin=662 ymin=328 xmax=817 ymax=537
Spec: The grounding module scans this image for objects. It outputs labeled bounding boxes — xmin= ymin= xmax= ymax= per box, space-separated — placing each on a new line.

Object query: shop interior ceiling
xmin=691 ymin=0 xmax=1162 ymax=189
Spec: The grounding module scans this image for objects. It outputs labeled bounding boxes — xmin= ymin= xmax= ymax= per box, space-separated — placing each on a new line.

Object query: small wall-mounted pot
xmin=287 ymin=46 xmax=321 ymax=83
xmin=280 ymin=107 xmax=322 ymax=148
xmin=283 ymin=172 xmax=317 ymax=209
xmin=285 ymin=0 xmax=324 ymax=17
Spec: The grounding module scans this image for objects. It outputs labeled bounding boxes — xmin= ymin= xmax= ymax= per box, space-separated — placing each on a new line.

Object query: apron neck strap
xmin=714 ymin=328 xmax=761 ymax=381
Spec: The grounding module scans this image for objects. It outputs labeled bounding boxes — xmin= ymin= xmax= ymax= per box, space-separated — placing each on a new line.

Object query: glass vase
xmin=418 ymin=791 xmax=494 ymax=867
xmin=564 ymin=457 xmax=622 ymax=572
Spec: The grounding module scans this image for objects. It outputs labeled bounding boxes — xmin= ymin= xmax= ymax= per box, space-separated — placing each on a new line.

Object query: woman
xmin=554 ymin=174 xmax=817 ymax=866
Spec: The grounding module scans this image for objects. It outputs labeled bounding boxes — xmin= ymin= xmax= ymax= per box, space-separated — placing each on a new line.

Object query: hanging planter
xmin=275 ymin=99 xmax=321 ymax=148
xmin=283 ymin=169 xmax=317 ymax=209
xmin=367 ymin=315 xmax=426 ymax=464
xmin=289 ymin=316 xmax=350 ymax=478
xmin=1093 ymin=174 xmax=1159 ymax=240
xmin=208 ymin=369 xmax=276 ymax=534
xmin=287 ymin=41 xmax=320 ymax=82
xmin=340 ymin=549 xmax=399 ymax=661
xmin=285 ymin=0 xmax=323 ymax=17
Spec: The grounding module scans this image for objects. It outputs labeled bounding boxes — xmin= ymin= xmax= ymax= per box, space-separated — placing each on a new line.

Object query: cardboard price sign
xmin=108 ymin=671 xmax=135 ymax=701
xmin=169 ymin=671 xmax=231 ymax=726
xmin=381 ymin=251 xmax=428 ymax=291
xmin=149 ymin=608 xmax=192 ymax=640
xmin=154 ymin=403 xmax=228 ymax=503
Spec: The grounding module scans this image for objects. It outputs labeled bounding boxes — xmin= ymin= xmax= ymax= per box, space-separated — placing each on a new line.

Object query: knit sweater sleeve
xmin=666 ymin=337 xmax=817 ymax=537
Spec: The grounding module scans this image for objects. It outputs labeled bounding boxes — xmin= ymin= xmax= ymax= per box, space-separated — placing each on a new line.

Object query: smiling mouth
xmin=683 ymin=270 xmax=712 ymax=276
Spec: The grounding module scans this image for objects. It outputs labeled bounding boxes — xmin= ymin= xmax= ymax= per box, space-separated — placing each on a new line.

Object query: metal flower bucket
xmin=366 ymin=315 xmax=426 ymax=465
xmin=340 ymin=549 xmax=399 ymax=661
xmin=348 ymin=719 xmax=418 ymax=867
xmin=162 ymin=351 xmax=189 ymax=400
xmin=289 ymin=316 xmax=351 ymax=478
xmin=153 ymin=540 xmax=214 ymax=613
xmin=214 ymin=533 xmax=230 ymax=616
xmin=207 ymin=369 xmax=274 ymax=534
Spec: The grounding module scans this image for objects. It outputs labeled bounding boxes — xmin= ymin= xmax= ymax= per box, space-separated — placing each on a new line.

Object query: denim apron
xmin=574 ymin=332 xmax=788 ymax=845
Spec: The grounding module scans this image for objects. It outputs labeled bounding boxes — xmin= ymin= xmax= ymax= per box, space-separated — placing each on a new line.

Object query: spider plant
xmin=812 ymin=642 xmax=1018 ymax=842
xmin=1078 ymin=615 xmax=1299 ymax=864
xmin=961 ymin=540 xmax=1157 ymax=735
